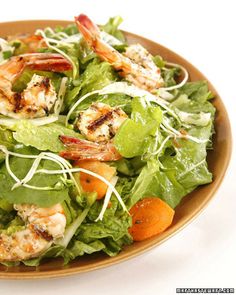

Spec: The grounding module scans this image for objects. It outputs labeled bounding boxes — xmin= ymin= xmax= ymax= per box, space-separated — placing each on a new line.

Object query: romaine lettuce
xmin=101 ymin=16 xmax=126 ymax=43
xmin=114 ymin=97 xmax=162 ymax=157
xmin=65 ymin=59 xmax=117 ymax=109
xmin=0 ymin=156 xmax=69 ymax=207
xmin=13 ymin=121 xmax=83 ymax=152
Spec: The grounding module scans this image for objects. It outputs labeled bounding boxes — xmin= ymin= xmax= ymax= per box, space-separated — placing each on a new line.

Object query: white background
xmin=0 ymin=0 xmax=235 ymax=294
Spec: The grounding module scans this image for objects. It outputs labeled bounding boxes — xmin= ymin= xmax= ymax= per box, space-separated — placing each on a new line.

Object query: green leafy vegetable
xmin=0 ymin=208 xmax=16 ymax=227
xmin=101 ymin=16 xmax=126 ymax=43
xmin=129 ymin=123 xmax=213 ymax=208
xmin=0 ymin=127 xmax=15 ymax=162
xmin=114 ymin=97 xmax=162 ymax=157
xmin=12 ymin=69 xmax=62 ymax=93
xmin=65 ymin=59 xmax=117 ymax=108
xmin=13 ymin=121 xmax=82 ymax=152
xmin=0 ymin=199 xmax=13 ymax=212
xmin=179 ymin=81 xmax=214 ymax=102
xmin=0 ymin=157 xmax=69 ymax=207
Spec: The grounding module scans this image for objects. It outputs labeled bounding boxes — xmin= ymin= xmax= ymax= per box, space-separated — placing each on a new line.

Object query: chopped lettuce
xmin=65 ymin=59 xmax=117 ymax=109
xmin=162 ymin=67 xmax=180 ymax=87
xmin=0 ymin=208 xmax=16 ymax=227
xmin=128 ymin=160 xmax=186 ymax=209
xmin=179 ymin=81 xmax=214 ymax=102
xmin=0 ymin=199 xmax=13 ymax=212
xmin=176 ymin=110 xmax=212 ymax=126
xmin=12 ymin=69 xmax=62 ymax=93
xmin=101 ymin=16 xmax=126 ymax=43
xmin=13 ymin=121 xmax=83 ymax=152
xmin=0 ymin=156 xmax=69 ymax=207
xmin=0 ymin=127 xmax=15 ymax=162
xmin=114 ymin=97 xmax=162 ymax=157
xmin=129 ymin=123 xmax=213 ymax=208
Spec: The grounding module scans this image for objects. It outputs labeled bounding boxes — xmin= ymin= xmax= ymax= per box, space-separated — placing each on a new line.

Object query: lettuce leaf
xmin=129 ymin=123 xmax=213 ymax=209
xmin=128 ymin=160 xmax=186 ymax=208
xmin=12 ymin=69 xmax=62 ymax=93
xmin=65 ymin=59 xmax=117 ymax=108
xmin=0 ymin=127 xmax=15 ymax=162
xmin=179 ymin=81 xmax=214 ymax=102
xmin=13 ymin=121 xmax=82 ymax=152
xmin=114 ymin=97 xmax=162 ymax=157
xmin=0 ymin=157 xmax=69 ymax=207
xmin=0 ymin=208 xmax=16 ymax=227
xmin=0 ymin=199 xmax=13 ymax=212
xmin=101 ymin=16 xmax=126 ymax=43
xmin=161 ymin=125 xmax=213 ymax=187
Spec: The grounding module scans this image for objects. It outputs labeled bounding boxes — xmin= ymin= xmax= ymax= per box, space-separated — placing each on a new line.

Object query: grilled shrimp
xmin=0 ymin=203 xmax=66 ymax=261
xmin=59 ymin=135 xmax=122 ymax=161
xmin=76 ymin=102 xmax=127 ymax=143
xmin=0 ymin=53 xmax=72 ymax=119
xmin=75 ymin=14 xmax=164 ymax=92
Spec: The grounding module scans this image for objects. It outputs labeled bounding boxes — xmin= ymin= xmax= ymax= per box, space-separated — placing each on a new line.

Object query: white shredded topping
xmin=177 ymin=110 xmax=212 ymax=127
xmin=65 ymin=89 xmax=101 ymax=126
xmin=160 ymin=62 xmax=189 ymax=92
xmin=95 ymin=176 xmax=119 ymax=221
xmin=54 ymin=77 xmax=68 ymax=116
xmin=178 ymin=159 xmax=206 ymax=178
xmin=161 ymin=119 xmax=208 ymax=144
xmin=36 ymin=29 xmax=77 ymax=79
xmin=0 ymin=146 xmax=127 ymax=218
xmin=0 ymin=115 xmax=59 ymax=128
xmin=151 ymin=135 xmax=172 ymax=156
xmin=36 ymin=167 xmax=127 ymax=213
xmin=0 ymin=145 xmax=76 ymax=192
xmin=65 ymin=82 xmax=180 ymax=125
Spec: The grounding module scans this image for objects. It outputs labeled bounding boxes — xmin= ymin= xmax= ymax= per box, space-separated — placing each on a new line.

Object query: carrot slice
xmin=129 ymin=197 xmax=175 ymax=241
xmin=74 ymin=160 xmax=116 ymax=200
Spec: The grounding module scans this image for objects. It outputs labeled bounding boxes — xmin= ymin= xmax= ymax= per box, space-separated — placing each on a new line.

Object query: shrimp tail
xmin=75 ymin=14 xmax=100 ymax=39
xmin=23 ymin=53 xmax=72 ymax=73
xmin=75 ymin=14 xmax=124 ymax=67
xmin=59 ymin=135 xmax=122 ymax=161
xmin=0 ymin=53 xmax=72 ymax=83
xmin=75 ymin=14 xmax=164 ymax=92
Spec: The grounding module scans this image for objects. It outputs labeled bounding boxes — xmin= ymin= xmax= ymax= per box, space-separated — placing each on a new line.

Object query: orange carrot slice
xmin=74 ymin=160 xmax=116 ymax=200
xmin=129 ymin=197 xmax=175 ymax=241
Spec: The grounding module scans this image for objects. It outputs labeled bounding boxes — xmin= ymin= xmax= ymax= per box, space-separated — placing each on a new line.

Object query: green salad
xmin=0 ymin=14 xmax=215 ymax=266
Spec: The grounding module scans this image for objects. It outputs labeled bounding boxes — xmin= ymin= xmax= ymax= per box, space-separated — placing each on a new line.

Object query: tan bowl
xmin=0 ymin=20 xmax=232 ymax=279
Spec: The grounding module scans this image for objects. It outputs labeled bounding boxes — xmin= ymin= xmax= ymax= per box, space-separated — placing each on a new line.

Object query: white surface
xmin=0 ymin=0 xmax=235 ymax=294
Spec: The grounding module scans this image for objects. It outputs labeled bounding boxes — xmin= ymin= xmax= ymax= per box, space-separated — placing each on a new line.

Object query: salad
xmin=0 ymin=14 xmax=215 ymax=266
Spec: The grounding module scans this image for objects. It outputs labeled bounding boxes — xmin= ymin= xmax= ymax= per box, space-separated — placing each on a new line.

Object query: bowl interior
xmin=0 ymin=20 xmax=232 ymax=279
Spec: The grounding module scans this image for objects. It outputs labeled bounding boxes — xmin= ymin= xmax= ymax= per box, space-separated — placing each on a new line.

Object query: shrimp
xmin=0 ymin=203 xmax=66 ymax=261
xmin=76 ymin=102 xmax=128 ymax=143
xmin=75 ymin=14 xmax=164 ymax=92
xmin=59 ymin=135 xmax=122 ymax=161
xmin=0 ymin=53 xmax=72 ymax=119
